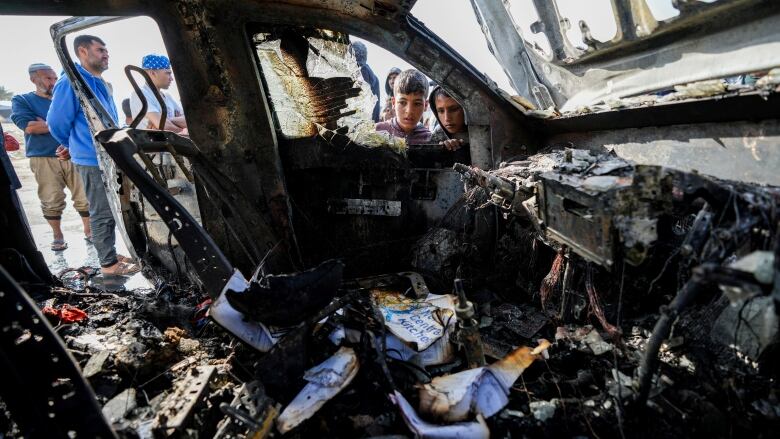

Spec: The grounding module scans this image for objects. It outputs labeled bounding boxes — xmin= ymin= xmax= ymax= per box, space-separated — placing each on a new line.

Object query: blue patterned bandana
xmin=141 ymin=54 xmax=171 ymax=70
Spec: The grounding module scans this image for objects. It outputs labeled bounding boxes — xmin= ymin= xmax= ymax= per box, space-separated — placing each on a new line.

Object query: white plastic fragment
xmin=418 ymin=340 xmax=552 ymax=422
xmin=606 ymin=368 xmax=634 ymax=398
xmin=328 ymin=325 xmax=346 ymax=345
xmin=583 ymin=329 xmax=613 ymax=356
xmin=529 ymin=400 xmax=557 ymax=422
xmin=390 ymin=390 xmax=489 ymax=439
xmin=83 ymin=350 xmax=110 ymax=378
xmin=208 ymin=270 xmax=277 ymax=352
xmin=555 ymin=325 xmax=613 ymax=356
xmin=102 ymin=387 xmax=137 ymax=423
xmin=276 ymin=347 xmax=360 ymax=433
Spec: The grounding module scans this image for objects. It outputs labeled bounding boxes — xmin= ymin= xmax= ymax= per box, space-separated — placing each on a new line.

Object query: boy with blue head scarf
xmin=128 ymin=54 xmax=187 ymax=133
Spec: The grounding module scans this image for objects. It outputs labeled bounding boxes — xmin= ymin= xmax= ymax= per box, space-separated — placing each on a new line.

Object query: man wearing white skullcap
xmin=128 ymin=54 xmax=187 ymax=132
xmin=11 ymin=63 xmax=92 ymax=251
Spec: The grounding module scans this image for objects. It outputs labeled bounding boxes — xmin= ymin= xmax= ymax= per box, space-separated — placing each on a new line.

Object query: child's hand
xmin=440 ymin=139 xmax=464 ymax=151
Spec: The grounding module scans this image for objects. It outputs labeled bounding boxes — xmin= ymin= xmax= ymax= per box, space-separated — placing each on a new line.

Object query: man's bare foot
xmin=101 ymin=261 xmax=140 ymax=276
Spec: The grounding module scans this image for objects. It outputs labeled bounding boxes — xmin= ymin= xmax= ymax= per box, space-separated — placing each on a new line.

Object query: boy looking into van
xmin=375 ymin=69 xmax=431 ymax=144
xmin=429 ymin=86 xmax=467 ymax=151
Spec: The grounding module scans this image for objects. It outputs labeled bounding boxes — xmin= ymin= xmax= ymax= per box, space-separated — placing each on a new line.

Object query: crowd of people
xmin=7 ymin=34 xmax=185 ymax=276
xmin=350 ymin=41 xmax=468 ymax=150
xmin=3 ymin=34 xmax=464 ymax=277
xmin=375 ymin=68 xmax=467 ymax=151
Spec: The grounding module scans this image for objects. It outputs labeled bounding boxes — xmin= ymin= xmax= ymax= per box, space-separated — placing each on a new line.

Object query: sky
xmin=0 ymin=0 xmax=682 ymax=108
xmin=0 ymin=15 xmax=175 ymax=105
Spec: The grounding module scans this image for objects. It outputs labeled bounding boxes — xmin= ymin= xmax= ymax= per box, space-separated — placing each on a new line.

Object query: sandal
xmin=117 ymin=254 xmax=135 ymax=264
xmin=84 ymin=235 xmax=93 ymax=244
xmin=101 ymin=261 xmax=141 ymax=276
xmin=51 ymin=239 xmax=68 ymax=251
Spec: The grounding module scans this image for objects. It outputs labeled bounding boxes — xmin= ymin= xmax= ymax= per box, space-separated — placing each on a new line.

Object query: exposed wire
xmin=585 ymin=264 xmax=621 ymax=339
xmin=540 ymin=249 xmax=565 ymax=310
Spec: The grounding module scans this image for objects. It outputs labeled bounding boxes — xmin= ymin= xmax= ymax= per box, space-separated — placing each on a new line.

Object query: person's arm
xmin=10 ymin=96 xmax=48 ymax=134
xmin=143 ymin=112 xmax=184 ymax=132
xmin=135 ymin=88 xmax=182 ymax=131
xmin=169 ymin=115 xmax=187 ymax=129
xmin=171 ymin=99 xmax=187 ymax=128
xmin=47 ymin=78 xmax=78 ymax=147
xmin=25 ymin=119 xmax=49 ymax=135
xmin=440 ymin=138 xmax=464 ymax=151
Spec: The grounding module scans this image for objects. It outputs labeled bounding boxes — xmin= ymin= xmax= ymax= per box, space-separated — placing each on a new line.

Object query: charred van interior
xmin=0 ymin=1 xmax=779 ymax=438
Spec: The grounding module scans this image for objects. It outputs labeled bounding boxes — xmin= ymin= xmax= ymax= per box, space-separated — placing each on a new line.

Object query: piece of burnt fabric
xmin=226 ymin=259 xmax=344 ymax=326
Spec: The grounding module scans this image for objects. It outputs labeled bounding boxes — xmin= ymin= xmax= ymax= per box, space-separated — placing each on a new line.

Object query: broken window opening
xmin=253 ymin=28 xmax=408 ymax=153
xmin=555 ymin=0 xmax=617 ymax=47
xmin=505 ymin=0 xmax=554 ymax=59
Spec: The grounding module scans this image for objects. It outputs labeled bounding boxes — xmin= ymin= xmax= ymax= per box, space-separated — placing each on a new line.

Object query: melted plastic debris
xmin=209 ymin=270 xmax=277 ymax=352
xmin=276 ymin=346 xmax=360 ymax=433
xmin=555 ymin=326 xmax=613 ymax=356
xmin=559 ymin=69 xmax=780 ymax=117
xmin=529 ymin=400 xmax=557 ymax=421
xmin=756 ymin=67 xmax=780 ymax=89
xmin=524 ymin=106 xmax=560 ymax=119
xmin=340 ymin=123 xmax=407 ymax=152
xmin=604 ymin=94 xmax=658 ymax=109
xmin=391 ymin=390 xmax=490 ymax=439
xmin=417 ymin=340 xmax=551 ymax=422
xmin=669 ymin=79 xmax=727 ymax=99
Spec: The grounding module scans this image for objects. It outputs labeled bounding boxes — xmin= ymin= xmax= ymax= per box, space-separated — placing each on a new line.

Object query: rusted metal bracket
xmin=124 ymin=65 xmax=168 ymax=130
xmin=153 ymin=365 xmax=217 ymax=434
xmin=214 ymin=381 xmax=277 ymax=439
xmin=95 ymin=128 xmax=234 ymax=296
xmin=124 ymin=65 xmax=194 ymax=184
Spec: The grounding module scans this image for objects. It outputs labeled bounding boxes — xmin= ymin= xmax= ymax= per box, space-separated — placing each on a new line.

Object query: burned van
xmin=0 ymin=0 xmax=778 ymax=437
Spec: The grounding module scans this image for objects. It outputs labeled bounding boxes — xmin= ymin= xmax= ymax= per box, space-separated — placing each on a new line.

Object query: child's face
xmin=388 ymin=73 xmax=398 ymax=91
xmin=393 ymin=92 xmax=427 ymax=133
xmin=435 ymin=95 xmax=465 ymax=133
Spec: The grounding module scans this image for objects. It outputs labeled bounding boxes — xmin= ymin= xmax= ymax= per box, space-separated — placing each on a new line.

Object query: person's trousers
xmin=75 ymin=164 xmax=117 ymax=267
xmin=29 ymin=157 xmax=89 ymax=220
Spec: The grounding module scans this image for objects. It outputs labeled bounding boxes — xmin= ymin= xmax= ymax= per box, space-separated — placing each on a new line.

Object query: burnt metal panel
xmin=95 ymin=128 xmax=235 ymax=296
xmin=152 ymin=1 xmax=300 ymax=273
xmin=538 ymin=178 xmax=615 ymax=267
xmin=472 ymin=0 xmax=780 ymax=110
xmin=545 ymin=119 xmax=780 ymax=186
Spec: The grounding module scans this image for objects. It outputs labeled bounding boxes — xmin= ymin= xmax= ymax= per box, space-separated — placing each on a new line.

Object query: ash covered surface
xmin=2 ymin=148 xmax=779 ymax=438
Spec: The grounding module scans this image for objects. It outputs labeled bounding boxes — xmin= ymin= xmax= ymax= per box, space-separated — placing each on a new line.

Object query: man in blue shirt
xmin=11 ymin=63 xmax=91 ymax=251
xmin=48 ymin=35 xmax=139 ymax=276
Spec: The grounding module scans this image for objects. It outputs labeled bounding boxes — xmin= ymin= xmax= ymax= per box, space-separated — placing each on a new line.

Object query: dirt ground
xmin=2 ymin=121 xmax=147 ymax=291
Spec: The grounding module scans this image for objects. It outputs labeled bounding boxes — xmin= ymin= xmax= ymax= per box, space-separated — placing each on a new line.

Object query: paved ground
xmin=3 ymin=121 xmax=148 ymax=291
